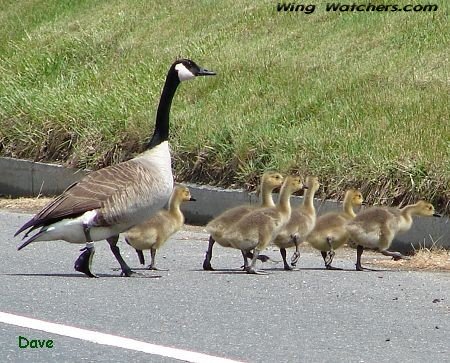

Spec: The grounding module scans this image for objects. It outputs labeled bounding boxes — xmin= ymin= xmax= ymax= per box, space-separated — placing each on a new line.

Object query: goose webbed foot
xmin=74 ymin=246 xmax=98 ymax=278
xmin=107 ymin=236 xmax=135 ymax=277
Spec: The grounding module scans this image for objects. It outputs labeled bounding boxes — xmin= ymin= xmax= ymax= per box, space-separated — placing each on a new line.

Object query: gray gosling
xmin=203 ymin=171 xmax=284 ymax=271
xmin=223 ymin=175 xmax=304 ymax=274
xmin=346 ymin=200 xmax=440 ymax=271
xmin=272 ymin=176 xmax=320 ymax=270
xmin=125 ymin=185 xmax=195 ymax=270
xmin=305 ymin=189 xmax=364 ymax=269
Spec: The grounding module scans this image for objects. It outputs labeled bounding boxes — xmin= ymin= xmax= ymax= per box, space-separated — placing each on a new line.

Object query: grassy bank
xmin=0 ymin=0 xmax=448 ymax=213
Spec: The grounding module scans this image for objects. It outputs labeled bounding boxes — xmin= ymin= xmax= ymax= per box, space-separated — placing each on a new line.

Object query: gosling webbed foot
xmin=147 ymin=266 xmax=168 ymax=271
xmin=355 ymin=264 xmax=378 ymax=272
xmin=381 ymin=250 xmax=409 ymax=261
xmin=74 ymin=246 xmax=98 ymax=278
xmin=325 ymin=265 xmax=342 ymax=270
xmin=291 ymin=251 xmax=300 ymax=266
xmin=119 ymin=268 xmax=141 ymax=277
xmin=245 ymin=266 xmax=268 ymax=275
xmin=246 ymin=251 xmax=273 ymax=263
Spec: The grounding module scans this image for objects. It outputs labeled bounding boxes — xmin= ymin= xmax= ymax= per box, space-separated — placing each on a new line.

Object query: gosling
xmin=223 ymin=175 xmax=304 ymax=274
xmin=305 ymin=189 xmax=364 ymax=269
xmin=125 ymin=185 xmax=195 ymax=270
xmin=272 ymin=176 xmax=320 ymax=270
xmin=346 ymin=200 xmax=441 ymax=271
xmin=203 ymin=171 xmax=284 ymax=270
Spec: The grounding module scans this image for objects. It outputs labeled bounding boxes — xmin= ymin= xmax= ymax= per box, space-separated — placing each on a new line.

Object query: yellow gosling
xmin=203 ymin=172 xmax=283 ymax=270
xmin=305 ymin=189 xmax=364 ymax=269
xmin=346 ymin=200 xmax=440 ymax=271
xmin=124 ymin=185 xmax=195 ymax=270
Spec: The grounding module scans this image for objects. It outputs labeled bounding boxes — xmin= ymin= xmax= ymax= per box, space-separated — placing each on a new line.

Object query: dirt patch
xmin=367 ymin=249 xmax=450 ymax=272
xmin=0 ymin=197 xmax=53 ymax=213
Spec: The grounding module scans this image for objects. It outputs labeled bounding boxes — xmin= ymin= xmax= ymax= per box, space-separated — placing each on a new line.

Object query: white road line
xmin=0 ymin=311 xmax=245 ymax=363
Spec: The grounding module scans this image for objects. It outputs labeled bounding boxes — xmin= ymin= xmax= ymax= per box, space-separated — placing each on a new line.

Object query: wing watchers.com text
xmin=276 ymin=3 xmax=439 ymax=14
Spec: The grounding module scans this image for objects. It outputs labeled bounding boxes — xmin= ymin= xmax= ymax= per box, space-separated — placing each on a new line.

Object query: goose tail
xmin=17 ymin=230 xmax=44 ymax=250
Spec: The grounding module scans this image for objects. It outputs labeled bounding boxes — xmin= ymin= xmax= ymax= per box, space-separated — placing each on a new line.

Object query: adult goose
xmin=15 ymin=59 xmax=215 ymax=277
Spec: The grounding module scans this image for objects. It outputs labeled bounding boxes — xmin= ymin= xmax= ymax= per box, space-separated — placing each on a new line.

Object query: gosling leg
xmin=241 ymin=250 xmax=249 ymax=271
xmin=290 ymin=234 xmax=301 ymax=266
xmin=148 ymin=248 xmax=168 ymax=271
xmin=136 ymin=249 xmax=145 ymax=265
xmin=246 ymin=249 xmax=267 ymax=274
xmin=280 ymin=248 xmax=294 ymax=270
xmin=203 ymin=236 xmax=215 ymax=271
xmin=321 ymin=250 xmax=341 ymax=270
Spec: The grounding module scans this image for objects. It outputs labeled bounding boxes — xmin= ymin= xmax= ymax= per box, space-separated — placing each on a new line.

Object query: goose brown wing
xmin=15 ymin=161 xmax=143 ymax=235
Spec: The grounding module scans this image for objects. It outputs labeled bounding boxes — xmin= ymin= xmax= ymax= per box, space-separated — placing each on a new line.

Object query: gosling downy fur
xmin=223 ymin=175 xmax=303 ymax=274
xmin=15 ymin=59 xmax=215 ymax=277
xmin=346 ymin=200 xmax=440 ymax=271
xmin=203 ymin=171 xmax=284 ymax=271
xmin=273 ymin=176 xmax=320 ymax=270
xmin=305 ymin=189 xmax=364 ymax=269
xmin=125 ymin=185 xmax=195 ymax=270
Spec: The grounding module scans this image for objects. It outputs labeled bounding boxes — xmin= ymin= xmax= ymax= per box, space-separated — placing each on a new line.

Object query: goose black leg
xmin=107 ymin=235 xmax=134 ymax=277
xmin=203 ymin=236 xmax=215 ymax=271
xmin=74 ymin=223 xmax=97 ymax=278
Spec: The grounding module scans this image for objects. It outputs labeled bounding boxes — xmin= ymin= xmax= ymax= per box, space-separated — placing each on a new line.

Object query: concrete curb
xmin=1 ymin=156 xmax=448 ymax=253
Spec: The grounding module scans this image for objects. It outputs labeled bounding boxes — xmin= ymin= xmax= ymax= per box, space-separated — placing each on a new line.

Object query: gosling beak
xmin=303 ymin=186 xmax=309 ymax=190
xmin=433 ymin=213 xmax=441 ymax=217
xmin=197 ymin=67 xmax=216 ymax=76
xmin=189 ymin=197 xmax=197 ymax=202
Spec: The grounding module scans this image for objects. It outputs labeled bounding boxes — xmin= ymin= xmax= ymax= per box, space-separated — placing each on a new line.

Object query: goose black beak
xmin=433 ymin=213 xmax=442 ymax=217
xmin=189 ymin=197 xmax=197 ymax=202
xmin=303 ymin=186 xmax=309 ymax=190
xmin=197 ymin=67 xmax=216 ymax=76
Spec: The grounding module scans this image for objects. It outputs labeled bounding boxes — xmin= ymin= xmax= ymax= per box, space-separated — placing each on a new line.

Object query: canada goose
xmin=346 ymin=200 xmax=441 ymax=271
xmin=203 ymin=171 xmax=284 ymax=271
xmin=223 ymin=175 xmax=304 ymax=274
xmin=273 ymin=176 xmax=320 ymax=270
xmin=124 ymin=185 xmax=195 ymax=270
xmin=15 ymin=59 xmax=215 ymax=277
xmin=305 ymin=189 xmax=364 ymax=269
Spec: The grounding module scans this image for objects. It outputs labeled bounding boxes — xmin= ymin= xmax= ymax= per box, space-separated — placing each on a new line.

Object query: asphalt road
xmin=0 ymin=210 xmax=449 ymax=362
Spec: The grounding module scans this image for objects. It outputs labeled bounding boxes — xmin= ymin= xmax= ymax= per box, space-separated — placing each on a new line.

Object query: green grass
xmin=0 ymin=0 xmax=449 ymax=213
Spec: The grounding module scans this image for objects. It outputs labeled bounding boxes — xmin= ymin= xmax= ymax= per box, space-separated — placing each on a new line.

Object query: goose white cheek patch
xmin=175 ymin=63 xmax=196 ymax=81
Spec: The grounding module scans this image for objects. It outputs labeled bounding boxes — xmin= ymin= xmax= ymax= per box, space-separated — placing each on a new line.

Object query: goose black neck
xmin=147 ymin=69 xmax=180 ymax=149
